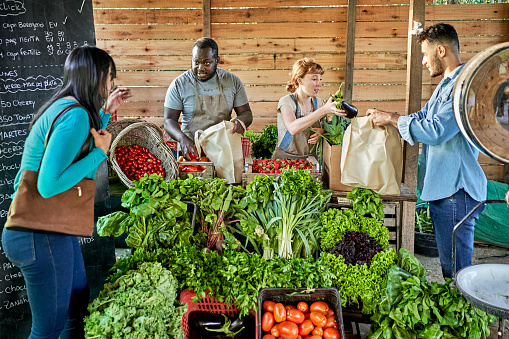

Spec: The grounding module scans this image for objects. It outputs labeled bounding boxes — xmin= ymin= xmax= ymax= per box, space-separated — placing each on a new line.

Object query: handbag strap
xmin=39 ymin=103 xmax=93 ymax=171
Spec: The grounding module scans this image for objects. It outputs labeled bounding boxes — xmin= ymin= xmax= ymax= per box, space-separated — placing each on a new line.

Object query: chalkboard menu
xmin=0 ymin=0 xmax=99 ymax=338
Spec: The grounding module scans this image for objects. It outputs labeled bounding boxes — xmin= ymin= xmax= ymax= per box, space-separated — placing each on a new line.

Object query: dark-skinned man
xmin=164 ymin=37 xmax=253 ymax=160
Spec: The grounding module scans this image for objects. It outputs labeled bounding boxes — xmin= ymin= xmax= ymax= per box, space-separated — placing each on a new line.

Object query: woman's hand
xmin=308 ymin=127 xmax=324 ymax=144
xmin=90 ymin=128 xmax=112 ymax=154
xmin=102 ymin=87 xmax=132 ymax=114
xmin=322 ymin=97 xmax=347 ymax=117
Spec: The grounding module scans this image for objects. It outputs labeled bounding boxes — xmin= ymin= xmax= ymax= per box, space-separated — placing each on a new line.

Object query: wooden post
xmin=401 ymin=0 xmax=425 ymax=253
xmin=343 ymin=0 xmax=357 ymax=103
xmin=202 ymin=0 xmax=211 ymax=37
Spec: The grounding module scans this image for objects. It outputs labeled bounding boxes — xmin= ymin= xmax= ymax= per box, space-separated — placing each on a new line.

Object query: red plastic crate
xmin=179 ymin=289 xmax=258 ymax=339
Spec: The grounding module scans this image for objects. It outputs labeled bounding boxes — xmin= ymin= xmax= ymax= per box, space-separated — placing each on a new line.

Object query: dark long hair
xmin=30 ymin=46 xmax=116 ymax=130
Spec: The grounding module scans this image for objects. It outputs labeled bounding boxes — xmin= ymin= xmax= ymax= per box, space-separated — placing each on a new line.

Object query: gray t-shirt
xmin=164 ymin=68 xmax=249 ymax=129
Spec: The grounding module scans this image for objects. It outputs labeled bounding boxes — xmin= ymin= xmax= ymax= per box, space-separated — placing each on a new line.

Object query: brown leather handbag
xmin=4 ymin=104 xmax=96 ymax=237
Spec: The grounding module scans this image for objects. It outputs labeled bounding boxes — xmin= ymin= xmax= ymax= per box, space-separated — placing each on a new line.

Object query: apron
xmin=182 ymin=73 xmax=230 ymax=139
xmin=272 ymin=94 xmax=319 ymax=160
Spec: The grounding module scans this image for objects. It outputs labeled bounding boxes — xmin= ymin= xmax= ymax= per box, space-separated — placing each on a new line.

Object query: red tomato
xmin=274 ymin=303 xmax=287 ymax=323
xmin=285 ymin=305 xmax=296 ymax=311
xmin=323 ymin=328 xmax=341 ymax=339
xmin=262 ymin=311 xmax=275 ymax=332
xmin=263 ymin=300 xmax=276 ymax=312
xmin=309 ymin=312 xmax=327 ymax=328
xmin=297 ymin=302 xmax=309 ymax=313
xmin=287 ymin=309 xmax=305 ymax=324
xmin=298 ymin=319 xmax=314 ymax=336
xmin=189 ymin=152 xmax=196 ymax=159
xmin=263 ymin=335 xmax=277 ymax=339
xmin=308 ymin=336 xmax=323 ymax=339
xmin=311 ymin=327 xmax=323 ymax=336
xmin=277 ymin=321 xmax=299 ymax=339
xmin=200 ymin=156 xmax=211 ymax=162
xmin=324 ymin=315 xmax=336 ymax=329
xmin=271 ymin=325 xmax=280 ymax=337
xmin=327 ymin=309 xmax=334 ymax=316
xmin=309 ymin=301 xmax=329 ymax=315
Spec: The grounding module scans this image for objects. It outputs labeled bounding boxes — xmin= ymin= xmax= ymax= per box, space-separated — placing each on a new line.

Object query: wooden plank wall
xmin=92 ymin=0 xmax=509 ymax=181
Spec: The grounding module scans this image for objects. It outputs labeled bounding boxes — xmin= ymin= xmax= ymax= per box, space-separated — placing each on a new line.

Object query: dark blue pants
xmin=429 ymin=189 xmax=484 ymax=279
xmin=2 ymin=229 xmax=89 ymax=339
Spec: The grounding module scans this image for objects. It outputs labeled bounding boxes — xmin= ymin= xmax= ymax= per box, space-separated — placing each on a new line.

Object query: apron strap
xmin=280 ymin=94 xmax=318 ymax=151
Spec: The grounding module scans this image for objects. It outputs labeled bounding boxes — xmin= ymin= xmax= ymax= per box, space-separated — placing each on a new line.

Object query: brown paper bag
xmin=195 ymin=121 xmax=243 ymax=184
xmin=340 ymin=116 xmax=403 ymax=195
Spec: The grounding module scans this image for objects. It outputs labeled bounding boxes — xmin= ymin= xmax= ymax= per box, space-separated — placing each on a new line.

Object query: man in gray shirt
xmin=164 ymin=37 xmax=253 ymax=160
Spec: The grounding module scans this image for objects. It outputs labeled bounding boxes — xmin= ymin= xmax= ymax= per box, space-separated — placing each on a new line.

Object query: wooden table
xmin=331 ymin=183 xmax=418 ymax=253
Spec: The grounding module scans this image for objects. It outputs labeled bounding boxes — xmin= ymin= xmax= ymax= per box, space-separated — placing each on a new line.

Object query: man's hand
xmin=232 ymin=119 xmax=245 ymax=134
xmin=179 ymin=136 xmax=199 ymax=160
xmin=366 ymin=108 xmax=400 ymax=130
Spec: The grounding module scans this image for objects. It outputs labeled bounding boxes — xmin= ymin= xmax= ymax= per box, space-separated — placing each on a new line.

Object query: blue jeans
xmin=429 ymin=189 xmax=484 ymax=279
xmin=1 ymin=229 xmax=89 ymax=339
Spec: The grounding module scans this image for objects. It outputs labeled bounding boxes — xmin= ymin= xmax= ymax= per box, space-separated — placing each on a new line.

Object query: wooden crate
xmin=178 ymin=161 xmax=215 ymax=180
xmin=241 ymin=156 xmax=322 ymax=187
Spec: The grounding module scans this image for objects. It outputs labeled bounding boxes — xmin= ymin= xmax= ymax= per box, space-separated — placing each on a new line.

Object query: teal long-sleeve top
xmin=12 ymin=98 xmax=110 ymax=199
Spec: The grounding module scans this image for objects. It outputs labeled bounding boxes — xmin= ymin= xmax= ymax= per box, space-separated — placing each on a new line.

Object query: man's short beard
xmin=430 ymin=53 xmax=444 ymax=78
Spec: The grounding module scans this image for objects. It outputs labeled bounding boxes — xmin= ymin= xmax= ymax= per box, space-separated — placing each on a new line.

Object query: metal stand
xmin=451 ymin=199 xmax=507 ymax=284
xmin=451 ymin=198 xmax=509 ymax=339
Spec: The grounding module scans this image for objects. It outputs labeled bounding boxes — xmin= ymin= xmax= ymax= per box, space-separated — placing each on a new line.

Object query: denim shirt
xmin=397 ymin=64 xmax=487 ymax=202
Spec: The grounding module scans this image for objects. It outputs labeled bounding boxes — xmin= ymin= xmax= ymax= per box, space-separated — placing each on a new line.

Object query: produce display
xmin=347 ymin=188 xmax=386 ymax=220
xmin=114 ymin=144 xmax=165 ymax=181
xmin=85 ymin=262 xmax=187 ymax=339
xmin=251 ymin=158 xmax=314 ymax=173
xmin=177 ymin=155 xmax=211 ymax=173
xmin=415 ymin=206 xmax=433 ymax=234
xmin=90 ymin=172 xmax=496 ymax=338
xmin=369 ymin=249 xmax=497 ymax=338
xmin=188 ymin=312 xmax=255 ymax=338
xmin=236 ymin=170 xmax=332 ymax=259
xmin=320 ymin=207 xmax=397 ymax=314
xmin=97 ymin=173 xmax=194 ymax=249
xmin=260 ymin=300 xmax=340 ymax=339
xmin=250 ymin=125 xmax=278 ymax=159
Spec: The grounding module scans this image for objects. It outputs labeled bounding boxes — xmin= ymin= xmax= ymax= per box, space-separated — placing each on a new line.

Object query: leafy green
xmin=369 ymin=250 xmax=497 ymax=338
xmin=415 ymin=207 xmax=433 ymax=234
xmin=321 ymin=114 xmax=350 ymax=145
xmin=330 ymin=82 xmax=345 ymax=109
xmin=250 ymin=125 xmax=278 ymax=159
xmin=108 ymin=244 xmax=336 ymax=317
xmin=320 ymin=208 xmax=390 ymax=249
xmin=319 ymin=207 xmax=396 ymax=314
xmin=98 ymin=174 xmax=194 ymax=250
xmin=242 ymin=129 xmax=259 ymax=144
xmin=347 ymin=188 xmax=386 ymax=220
xmin=237 ymin=169 xmax=332 ymax=259
xmin=85 ymin=261 xmax=187 ymax=339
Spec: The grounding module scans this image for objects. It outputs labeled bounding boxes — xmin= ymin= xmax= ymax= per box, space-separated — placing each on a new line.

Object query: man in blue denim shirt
xmin=367 ymin=23 xmax=487 ymax=279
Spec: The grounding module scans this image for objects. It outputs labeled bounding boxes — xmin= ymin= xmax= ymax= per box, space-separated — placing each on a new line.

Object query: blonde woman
xmin=272 ymin=58 xmax=346 ymax=159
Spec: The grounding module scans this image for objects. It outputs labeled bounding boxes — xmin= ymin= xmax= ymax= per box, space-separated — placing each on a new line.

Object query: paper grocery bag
xmin=340 ymin=116 xmax=403 ymax=195
xmin=195 ymin=121 xmax=243 ymax=184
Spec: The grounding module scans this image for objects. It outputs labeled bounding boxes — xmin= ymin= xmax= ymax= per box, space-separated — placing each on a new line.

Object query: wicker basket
xmin=109 ymin=122 xmax=178 ymax=187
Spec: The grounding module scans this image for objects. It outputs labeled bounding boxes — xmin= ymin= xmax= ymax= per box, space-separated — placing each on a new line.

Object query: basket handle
xmin=194 ymin=130 xmax=204 ymax=159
